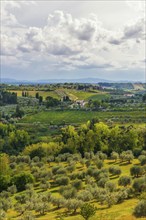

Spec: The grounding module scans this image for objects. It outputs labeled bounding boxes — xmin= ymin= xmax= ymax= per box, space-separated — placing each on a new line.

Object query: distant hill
xmin=1 ymin=78 xmax=111 ymax=84
xmin=1 ymin=78 xmax=145 ymax=86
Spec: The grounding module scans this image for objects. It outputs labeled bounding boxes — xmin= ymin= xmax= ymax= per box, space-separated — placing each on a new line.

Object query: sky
xmin=1 ymin=0 xmax=146 ymax=81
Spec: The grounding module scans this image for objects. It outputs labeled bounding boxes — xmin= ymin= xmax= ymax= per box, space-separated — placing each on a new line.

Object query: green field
xmin=7 ymin=159 xmax=144 ymax=220
xmin=9 ymin=90 xmax=60 ymax=99
xmin=20 ymin=110 xmax=146 ymax=125
xmin=9 ymin=89 xmax=109 ymax=101
xmin=62 ymin=89 xmax=109 ymax=101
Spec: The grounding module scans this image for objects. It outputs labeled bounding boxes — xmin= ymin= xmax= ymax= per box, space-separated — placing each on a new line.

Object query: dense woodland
xmin=0 ymin=83 xmax=146 ymax=220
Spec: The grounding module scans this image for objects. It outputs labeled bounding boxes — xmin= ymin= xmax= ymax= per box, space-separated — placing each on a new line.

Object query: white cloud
xmin=126 ymin=0 xmax=145 ymax=13
xmin=1 ymin=2 xmax=145 ymax=73
xmin=123 ymin=18 xmax=145 ymax=40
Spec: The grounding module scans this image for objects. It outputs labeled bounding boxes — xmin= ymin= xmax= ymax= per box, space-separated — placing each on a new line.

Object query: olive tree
xmin=65 ymin=199 xmax=82 ymax=214
xmin=118 ymin=176 xmax=132 ymax=187
xmin=133 ymin=200 xmax=146 ymax=217
xmin=111 ymin=152 xmax=119 ymax=161
xmin=51 ymin=196 xmax=65 ymax=209
xmin=130 ymin=166 xmax=143 ymax=178
xmin=80 ymin=203 xmax=96 ymax=220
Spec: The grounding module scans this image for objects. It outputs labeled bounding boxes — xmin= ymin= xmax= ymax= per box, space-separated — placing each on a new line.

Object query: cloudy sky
xmin=1 ymin=0 xmax=145 ymax=81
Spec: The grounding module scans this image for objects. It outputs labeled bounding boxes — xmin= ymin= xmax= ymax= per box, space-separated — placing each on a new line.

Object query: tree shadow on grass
xmin=107 ymin=161 xmax=115 ymax=165
xmin=55 ymin=210 xmax=80 ymax=219
xmin=50 ymin=189 xmax=58 ymax=193
xmin=110 ymin=176 xmax=118 ymax=180
xmin=97 ymin=206 xmax=108 ymax=211
xmin=119 ymin=162 xmax=131 ymax=166
xmin=55 ymin=211 xmax=69 ymax=219
xmin=37 ymin=189 xmax=47 ymax=193
xmin=35 ymin=213 xmax=46 ymax=218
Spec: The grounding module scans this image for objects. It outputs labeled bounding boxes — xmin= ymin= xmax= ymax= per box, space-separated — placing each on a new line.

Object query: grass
xmin=9 ymin=90 xmax=60 ymax=99
xmin=8 ymin=89 xmax=109 ymax=101
xmin=7 ymin=159 xmax=144 ymax=220
xmin=86 ymin=93 xmax=110 ymax=101
xmin=20 ymin=110 xmax=146 ymax=125
xmin=62 ymin=89 xmax=109 ymax=101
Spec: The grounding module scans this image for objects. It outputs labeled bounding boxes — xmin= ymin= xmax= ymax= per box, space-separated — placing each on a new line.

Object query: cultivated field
xmin=6 ymin=158 xmax=145 ymax=220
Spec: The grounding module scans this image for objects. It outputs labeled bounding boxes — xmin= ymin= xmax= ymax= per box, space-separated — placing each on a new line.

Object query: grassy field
xmin=7 ymin=159 xmax=145 ymax=220
xmin=20 ymin=110 xmax=146 ymax=125
xmin=9 ymin=89 xmax=109 ymax=101
xmin=62 ymin=89 xmax=109 ymax=101
xmin=9 ymin=90 xmax=60 ymax=99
